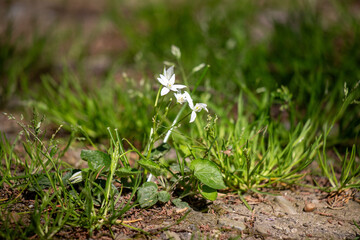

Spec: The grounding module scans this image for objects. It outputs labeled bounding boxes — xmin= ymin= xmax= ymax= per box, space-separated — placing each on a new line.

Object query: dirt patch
xmin=1 ymin=182 xmax=359 ymax=239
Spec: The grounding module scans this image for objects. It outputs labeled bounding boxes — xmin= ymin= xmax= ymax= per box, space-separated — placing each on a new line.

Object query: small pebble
xmin=304 ymin=202 xmax=316 ymax=212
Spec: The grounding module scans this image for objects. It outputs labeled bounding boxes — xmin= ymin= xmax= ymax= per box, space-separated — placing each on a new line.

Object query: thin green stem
xmin=177 ymin=60 xmax=188 ymax=87
xmin=164 ymin=104 xmax=188 ymax=143
xmin=154 ymin=87 xmax=162 ymax=108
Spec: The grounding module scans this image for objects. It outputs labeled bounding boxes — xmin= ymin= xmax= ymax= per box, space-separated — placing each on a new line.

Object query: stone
xmin=218 ymin=217 xmax=246 ymax=231
xmin=274 ymin=196 xmax=297 ymax=215
xmin=165 ymin=231 xmax=181 ymax=240
xmin=254 ymin=221 xmax=272 ymax=237
xmin=304 ymin=202 xmax=316 ymax=212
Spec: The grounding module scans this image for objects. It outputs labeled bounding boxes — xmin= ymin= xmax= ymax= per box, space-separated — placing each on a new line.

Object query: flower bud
xmin=171 ymin=45 xmax=181 ymax=59
xmin=69 ymin=171 xmax=83 ymax=184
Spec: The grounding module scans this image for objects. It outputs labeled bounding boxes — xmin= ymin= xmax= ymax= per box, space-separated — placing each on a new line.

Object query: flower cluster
xmin=157 ymin=66 xmax=208 ymax=123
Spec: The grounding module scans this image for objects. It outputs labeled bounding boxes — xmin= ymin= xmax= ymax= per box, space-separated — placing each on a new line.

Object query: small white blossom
xmin=157 ymin=66 xmax=186 ymax=96
xmin=187 ymin=94 xmax=208 ymax=123
xmin=174 ymin=91 xmax=191 ymax=104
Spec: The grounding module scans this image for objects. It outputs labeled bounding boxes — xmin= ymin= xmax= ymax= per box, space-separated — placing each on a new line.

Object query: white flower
xmin=174 ymin=91 xmax=191 ymax=104
xmin=187 ymin=94 xmax=208 ymax=123
xmin=157 ymin=66 xmax=186 ymax=96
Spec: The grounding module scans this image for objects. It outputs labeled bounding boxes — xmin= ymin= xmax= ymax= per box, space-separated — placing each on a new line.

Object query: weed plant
xmin=0 ymin=115 xmax=139 ymax=238
xmin=1 ymin=51 xmax=359 ymax=237
xmin=1 ymin=0 xmax=360 ymax=237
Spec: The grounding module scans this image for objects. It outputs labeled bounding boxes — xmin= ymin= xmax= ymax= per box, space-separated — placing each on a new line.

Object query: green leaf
xmin=92 ymin=179 xmax=119 ymax=206
xmin=115 ymin=167 xmax=141 ymax=178
xmin=198 ymin=184 xmax=217 ymax=201
xmin=137 ymin=182 xmax=158 ymax=208
xmin=148 ymin=143 xmax=171 ymax=161
xmin=170 ymin=164 xmax=190 ymax=173
xmin=190 ymin=159 xmax=226 ymax=190
xmin=157 ymin=191 xmax=171 ymax=203
xmin=238 ymin=192 xmax=252 ymax=211
xmin=172 ymin=198 xmax=190 ymax=209
xmin=138 ymin=159 xmax=166 ymax=176
xmin=80 ymin=149 xmax=111 ymax=171
xmin=28 ymin=173 xmax=53 ymax=191
xmin=179 ymin=144 xmax=191 ymax=156
xmin=84 ymin=184 xmax=94 ymax=219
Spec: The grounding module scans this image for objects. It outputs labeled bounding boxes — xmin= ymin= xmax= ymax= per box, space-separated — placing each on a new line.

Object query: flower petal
xmin=172 ymin=84 xmax=186 ymax=90
xmin=174 ymin=92 xmax=180 ymax=101
xmin=166 ymin=66 xmax=174 ymax=79
xmin=157 ymin=76 xmax=167 ymax=86
xmin=169 ymin=74 xmax=175 ymax=85
xmin=199 ymin=103 xmax=208 ymax=112
xmin=174 ymin=92 xmax=186 ymax=104
xmin=193 ymin=103 xmax=207 ymax=112
xmin=171 ymin=85 xmax=186 ymax=93
xmin=184 ymin=91 xmax=191 ymax=99
xmin=161 ymin=87 xmax=170 ymax=96
xmin=185 ymin=92 xmax=194 ymax=109
xmin=190 ymin=111 xmax=197 ymax=123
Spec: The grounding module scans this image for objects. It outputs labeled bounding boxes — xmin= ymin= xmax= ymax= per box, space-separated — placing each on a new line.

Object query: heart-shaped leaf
xmin=28 ymin=173 xmax=54 ymax=191
xmin=80 ymin=150 xmax=111 ymax=171
xmin=115 ymin=167 xmax=140 ymax=178
xmin=138 ymin=159 xmax=166 ymax=176
xmin=190 ymin=159 xmax=226 ymax=190
xmin=92 ymin=179 xmax=119 ymax=206
xmin=137 ymin=182 xmax=158 ymax=208
xmin=198 ymin=184 xmax=217 ymax=201
xmin=172 ymin=198 xmax=190 ymax=209
xmin=148 ymin=143 xmax=171 ymax=161
xmin=157 ymin=191 xmax=171 ymax=203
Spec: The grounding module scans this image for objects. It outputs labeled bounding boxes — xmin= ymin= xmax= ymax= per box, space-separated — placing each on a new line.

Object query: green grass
xmin=316 ymin=125 xmax=360 ymax=192
xmin=106 ymin=0 xmax=360 ymax=144
xmin=195 ymin=101 xmax=322 ymax=193
xmin=1 ymin=0 xmax=360 ymax=237
xmin=0 ymin=116 xmax=139 ymax=238
xmin=0 ymin=26 xmax=50 ymax=108
xmin=31 ymin=68 xmax=155 ymax=141
xmin=22 ymin=0 xmax=359 ymax=146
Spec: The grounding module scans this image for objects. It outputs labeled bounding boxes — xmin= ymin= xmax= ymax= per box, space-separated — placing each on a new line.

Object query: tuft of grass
xmin=31 ymin=68 xmax=155 ymax=141
xmin=0 ymin=26 xmax=52 ymax=108
xmin=183 ymin=89 xmax=322 ymax=193
xmin=0 ymin=115 xmax=139 ymax=237
xmin=317 ymin=126 xmax=360 ymax=192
